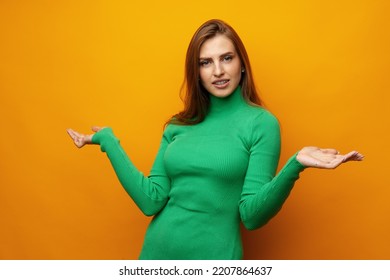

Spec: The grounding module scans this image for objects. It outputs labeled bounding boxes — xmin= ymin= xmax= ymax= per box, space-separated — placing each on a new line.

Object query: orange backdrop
xmin=1 ymin=0 xmax=389 ymax=259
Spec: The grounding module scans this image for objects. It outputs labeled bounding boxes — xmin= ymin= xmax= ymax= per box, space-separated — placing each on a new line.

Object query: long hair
xmin=169 ymin=19 xmax=262 ymax=125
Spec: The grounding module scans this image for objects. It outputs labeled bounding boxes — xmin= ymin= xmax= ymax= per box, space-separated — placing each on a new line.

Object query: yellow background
xmin=1 ymin=0 xmax=389 ymax=259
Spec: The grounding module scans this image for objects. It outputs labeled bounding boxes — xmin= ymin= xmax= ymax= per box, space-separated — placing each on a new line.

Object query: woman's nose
xmin=213 ymin=63 xmax=224 ymax=77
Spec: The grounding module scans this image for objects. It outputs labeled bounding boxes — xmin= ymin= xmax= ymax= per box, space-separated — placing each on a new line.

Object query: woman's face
xmin=199 ymin=34 xmax=242 ymax=98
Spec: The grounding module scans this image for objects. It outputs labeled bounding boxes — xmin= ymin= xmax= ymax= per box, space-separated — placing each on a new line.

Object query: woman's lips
xmin=212 ymin=79 xmax=230 ymax=89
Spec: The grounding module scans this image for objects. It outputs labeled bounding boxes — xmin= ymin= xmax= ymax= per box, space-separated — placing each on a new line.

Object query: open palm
xmin=296 ymin=147 xmax=364 ymax=169
xmin=66 ymin=126 xmax=103 ymax=148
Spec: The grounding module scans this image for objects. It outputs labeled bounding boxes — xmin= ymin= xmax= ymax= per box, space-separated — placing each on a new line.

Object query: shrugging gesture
xmin=67 ymin=127 xmax=363 ymax=169
xmin=65 ymin=19 xmax=364 ymax=260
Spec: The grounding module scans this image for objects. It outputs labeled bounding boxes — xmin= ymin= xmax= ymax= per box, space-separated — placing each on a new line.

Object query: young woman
xmin=67 ymin=19 xmax=363 ymax=260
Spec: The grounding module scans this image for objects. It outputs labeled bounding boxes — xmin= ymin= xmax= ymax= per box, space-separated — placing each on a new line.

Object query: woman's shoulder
xmin=238 ymin=107 xmax=280 ymax=144
xmin=162 ymin=122 xmax=190 ymax=140
xmin=242 ymin=104 xmax=279 ymax=126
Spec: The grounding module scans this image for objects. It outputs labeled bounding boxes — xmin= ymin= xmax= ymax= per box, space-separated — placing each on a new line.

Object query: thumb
xmin=91 ymin=126 xmax=102 ymax=132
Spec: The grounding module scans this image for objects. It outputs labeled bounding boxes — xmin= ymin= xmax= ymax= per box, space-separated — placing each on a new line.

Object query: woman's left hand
xmin=66 ymin=126 xmax=104 ymax=148
xmin=296 ymin=147 xmax=364 ymax=169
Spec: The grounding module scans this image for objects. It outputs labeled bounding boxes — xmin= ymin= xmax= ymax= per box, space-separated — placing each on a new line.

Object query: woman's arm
xmin=66 ymin=127 xmax=171 ymax=216
xmin=238 ymin=113 xmax=363 ymax=230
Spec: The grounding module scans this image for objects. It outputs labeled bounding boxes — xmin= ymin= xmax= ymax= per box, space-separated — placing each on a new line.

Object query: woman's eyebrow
xmin=199 ymin=51 xmax=235 ymax=60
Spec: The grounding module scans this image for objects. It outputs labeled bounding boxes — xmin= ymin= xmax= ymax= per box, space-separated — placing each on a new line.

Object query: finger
xmin=342 ymin=151 xmax=359 ymax=162
xmin=67 ymin=128 xmax=84 ymax=139
xmin=349 ymin=152 xmax=364 ymax=161
xmin=66 ymin=129 xmax=85 ymax=147
xmin=357 ymin=153 xmax=364 ymax=160
xmin=66 ymin=128 xmax=78 ymax=140
xmin=316 ymin=151 xmax=364 ymax=168
xmin=92 ymin=126 xmax=106 ymax=132
xmin=66 ymin=128 xmax=74 ymax=136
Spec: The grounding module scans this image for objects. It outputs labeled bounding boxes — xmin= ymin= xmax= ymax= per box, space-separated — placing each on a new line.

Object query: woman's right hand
xmin=66 ymin=126 xmax=103 ymax=148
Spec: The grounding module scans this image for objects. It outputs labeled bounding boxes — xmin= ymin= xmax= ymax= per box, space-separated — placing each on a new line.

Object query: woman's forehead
xmin=199 ymin=35 xmax=236 ymax=58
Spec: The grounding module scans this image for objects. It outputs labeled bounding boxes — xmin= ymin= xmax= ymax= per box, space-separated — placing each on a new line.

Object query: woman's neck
xmin=208 ymin=86 xmax=244 ymax=116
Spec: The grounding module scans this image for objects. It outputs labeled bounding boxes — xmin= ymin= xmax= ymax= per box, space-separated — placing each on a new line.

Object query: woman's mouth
xmin=212 ymin=79 xmax=230 ymax=89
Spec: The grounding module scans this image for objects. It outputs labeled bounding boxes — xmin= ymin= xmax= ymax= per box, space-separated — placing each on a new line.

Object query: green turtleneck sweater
xmin=92 ymin=87 xmax=305 ymax=260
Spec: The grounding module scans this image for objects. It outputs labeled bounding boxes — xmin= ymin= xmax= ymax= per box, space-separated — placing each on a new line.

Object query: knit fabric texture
xmin=92 ymin=86 xmax=305 ymax=259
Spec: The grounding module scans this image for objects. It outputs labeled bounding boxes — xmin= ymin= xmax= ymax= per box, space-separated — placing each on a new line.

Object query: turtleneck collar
xmin=208 ymin=86 xmax=245 ymax=116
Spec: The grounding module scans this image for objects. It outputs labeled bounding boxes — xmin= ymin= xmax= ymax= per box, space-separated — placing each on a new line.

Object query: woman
xmin=67 ymin=19 xmax=363 ymax=259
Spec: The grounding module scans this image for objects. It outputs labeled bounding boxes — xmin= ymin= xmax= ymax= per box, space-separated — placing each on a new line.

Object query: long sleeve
xmin=92 ymin=127 xmax=171 ymax=216
xmin=239 ymin=112 xmax=306 ymax=230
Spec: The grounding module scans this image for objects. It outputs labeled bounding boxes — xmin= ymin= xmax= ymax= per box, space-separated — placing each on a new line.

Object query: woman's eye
xmin=223 ymin=55 xmax=232 ymax=62
xmin=200 ymin=60 xmax=210 ymax=67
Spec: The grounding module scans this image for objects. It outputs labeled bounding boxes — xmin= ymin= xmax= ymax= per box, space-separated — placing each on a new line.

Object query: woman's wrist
xmin=91 ymin=127 xmax=114 ymax=146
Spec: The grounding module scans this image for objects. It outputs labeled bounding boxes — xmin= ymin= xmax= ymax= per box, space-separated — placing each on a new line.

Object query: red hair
xmin=169 ymin=19 xmax=261 ymax=125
